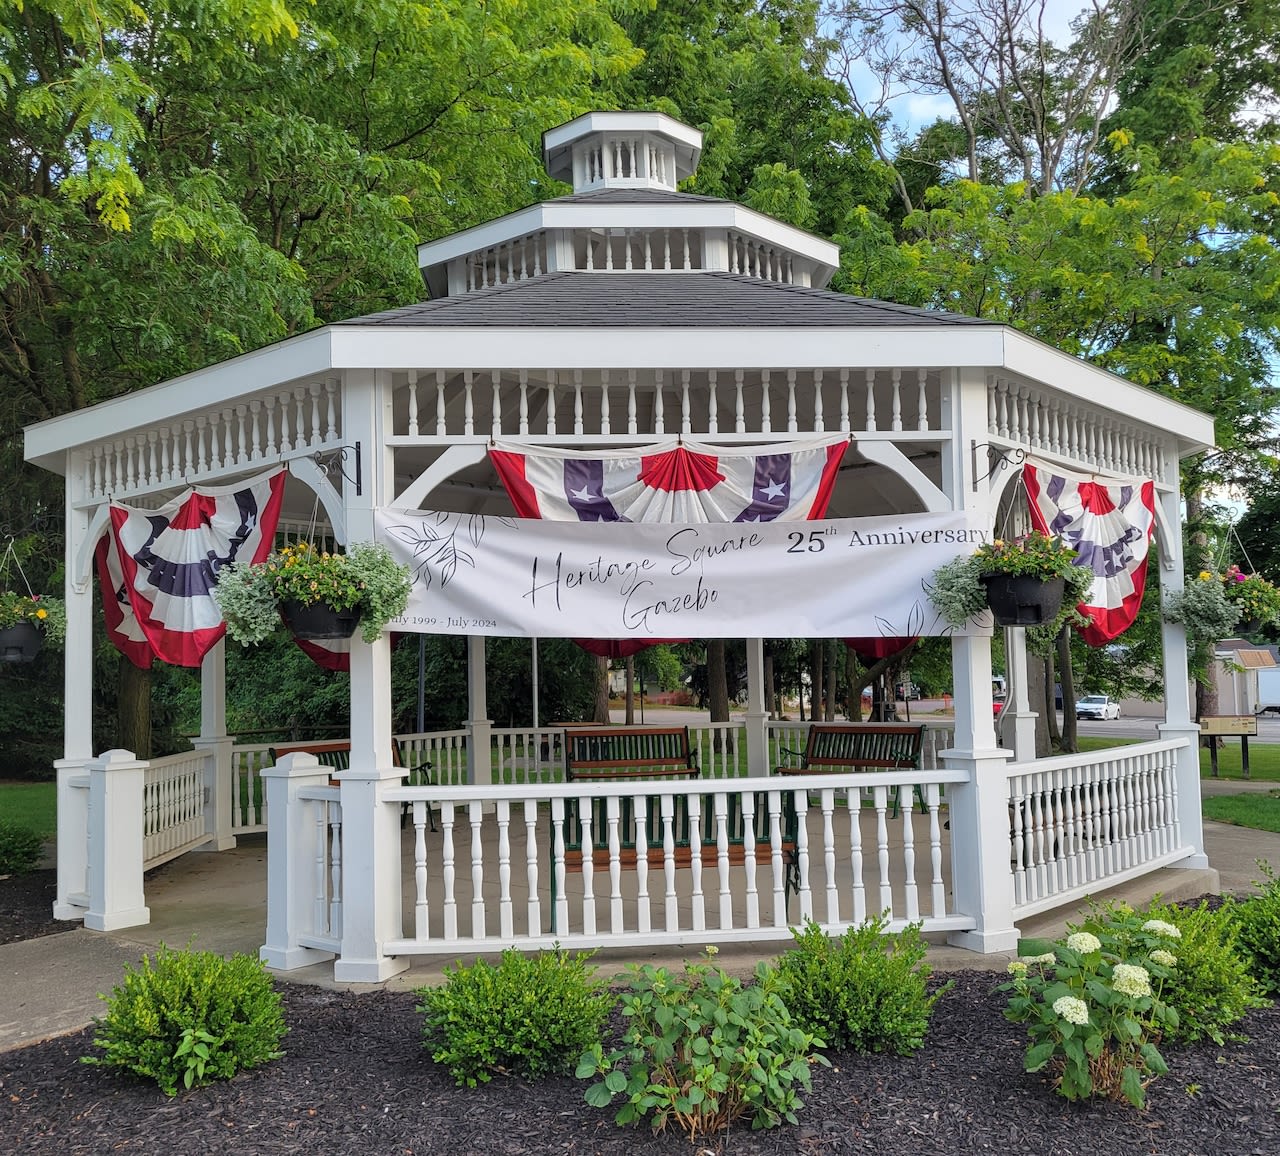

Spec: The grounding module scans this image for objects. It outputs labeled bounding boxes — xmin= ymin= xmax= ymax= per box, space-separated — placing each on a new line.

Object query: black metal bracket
xmin=313 ymin=442 xmax=362 ymax=497
xmin=971 ymin=441 xmax=1025 ymax=492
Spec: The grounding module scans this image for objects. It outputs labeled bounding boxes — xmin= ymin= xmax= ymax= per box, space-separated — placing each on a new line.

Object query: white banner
xmin=376 ymin=509 xmax=987 ymax=639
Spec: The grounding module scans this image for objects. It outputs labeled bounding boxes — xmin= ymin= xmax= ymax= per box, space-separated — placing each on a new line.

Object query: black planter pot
xmin=0 ymin=620 xmax=43 ymax=663
xmin=278 ymin=599 xmax=359 ymax=640
xmin=1239 ymin=617 xmax=1263 ymax=637
xmin=979 ymin=574 xmax=1065 ymax=628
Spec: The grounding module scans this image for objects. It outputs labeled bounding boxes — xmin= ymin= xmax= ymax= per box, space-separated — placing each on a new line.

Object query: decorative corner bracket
xmin=312 ymin=442 xmax=362 ymax=497
xmin=970 ymin=441 xmax=1026 ymax=492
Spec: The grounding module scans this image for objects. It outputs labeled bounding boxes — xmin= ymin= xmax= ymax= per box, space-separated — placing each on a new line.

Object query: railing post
xmin=191 ymin=736 xmax=235 ymax=851
xmin=84 ymin=749 xmax=150 ymax=932
xmin=260 ymin=753 xmax=336 ymax=971
xmin=745 ymin=637 xmax=769 ymax=776
xmin=332 ymin=761 xmax=411 ymax=983
xmin=53 ymin=758 xmax=90 ymax=920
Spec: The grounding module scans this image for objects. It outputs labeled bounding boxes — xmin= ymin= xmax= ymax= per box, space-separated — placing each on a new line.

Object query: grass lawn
xmin=1202 ymin=792 xmax=1280 ymax=833
xmin=0 ymin=782 xmax=56 ymax=839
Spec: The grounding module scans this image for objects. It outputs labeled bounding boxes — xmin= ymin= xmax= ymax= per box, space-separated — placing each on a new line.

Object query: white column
xmin=1003 ymin=626 xmax=1037 ymax=761
xmin=55 ymin=460 xmax=96 ymax=920
xmin=744 ymin=637 xmax=769 ymax=775
xmin=467 ymin=635 xmax=493 ymax=786
xmin=84 ymin=749 xmax=150 ymax=932
xmin=259 ymin=752 xmax=336 ymax=971
xmin=192 ymin=638 xmax=235 ymax=851
xmin=1156 ymin=487 xmax=1208 ymax=868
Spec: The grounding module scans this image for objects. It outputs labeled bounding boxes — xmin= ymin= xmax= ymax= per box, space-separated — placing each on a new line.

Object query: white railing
xmin=231 ymin=744 xmax=273 ymax=834
xmin=143 ymin=750 xmax=210 ymax=868
xmin=1006 ymin=738 xmax=1189 ymax=917
xmin=391 ymin=365 xmax=945 ymax=441
xmin=296 ymin=785 xmax=344 ymax=954
xmin=397 ymin=729 xmax=469 ymax=784
xmin=375 ymin=770 xmax=971 ymax=957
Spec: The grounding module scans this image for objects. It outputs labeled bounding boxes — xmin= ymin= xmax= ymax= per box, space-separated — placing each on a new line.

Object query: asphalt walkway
xmin=2 ymin=778 xmax=1277 ymax=1054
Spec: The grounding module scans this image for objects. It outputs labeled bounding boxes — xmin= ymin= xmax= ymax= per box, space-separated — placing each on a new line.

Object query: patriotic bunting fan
xmin=1023 ymin=460 xmax=1155 ymax=646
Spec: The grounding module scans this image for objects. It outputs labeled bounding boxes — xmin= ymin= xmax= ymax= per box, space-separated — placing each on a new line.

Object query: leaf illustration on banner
xmin=384 ymin=515 xmax=475 ymax=591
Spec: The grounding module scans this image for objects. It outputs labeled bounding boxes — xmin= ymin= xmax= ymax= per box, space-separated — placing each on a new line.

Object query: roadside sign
xmin=1201 ymin=716 xmax=1258 ymax=736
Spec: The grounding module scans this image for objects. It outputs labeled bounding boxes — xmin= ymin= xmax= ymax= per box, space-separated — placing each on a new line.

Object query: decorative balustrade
xmin=296 ymin=785 xmax=344 ymax=954
xmin=987 ymin=374 xmax=1170 ymax=484
xmin=83 ymin=379 xmax=343 ymax=502
xmin=393 ymin=365 xmax=946 ymax=440
xmin=231 ymin=744 xmax=273 ymax=834
xmin=143 ymin=750 xmax=208 ymax=868
xmin=727 ymin=231 xmax=792 ymax=282
xmin=1006 ymin=738 xmax=1187 ymax=916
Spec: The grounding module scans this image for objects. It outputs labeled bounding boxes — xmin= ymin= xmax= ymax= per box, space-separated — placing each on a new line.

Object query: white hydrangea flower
xmin=1007 ymin=960 xmax=1028 ymax=976
xmin=1112 ymin=963 xmax=1153 ymax=998
xmin=1150 ymin=949 xmax=1177 ymax=968
xmin=1019 ymin=952 xmax=1056 ymax=966
xmin=1066 ymin=931 xmax=1102 ymax=954
xmin=1142 ymin=919 xmax=1182 ymax=939
xmin=1052 ymin=995 xmax=1090 ymax=1025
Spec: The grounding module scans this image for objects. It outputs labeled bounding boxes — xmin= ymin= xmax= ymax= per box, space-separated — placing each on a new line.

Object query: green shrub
xmin=84 ymin=945 xmax=286 ymax=1096
xmin=0 ymin=820 xmax=43 ymax=874
xmin=774 ymin=916 xmax=952 ymax=1054
xmin=1002 ymin=915 xmax=1182 ymax=1108
xmin=1084 ymin=899 xmax=1267 ymax=1045
xmin=417 ymin=947 xmax=613 ymax=1087
xmin=577 ymin=950 xmax=828 ymax=1141
xmin=1231 ymin=861 xmax=1280 ymax=996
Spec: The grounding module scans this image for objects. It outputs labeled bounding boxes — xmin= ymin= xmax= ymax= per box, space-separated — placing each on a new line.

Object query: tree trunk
xmin=117 ymin=656 xmax=151 ymax=757
xmin=1057 ymin=631 xmax=1078 ymax=753
xmin=825 ymin=640 xmax=838 ymax=720
xmin=624 ymin=656 xmax=635 ymax=725
xmin=1044 ymin=653 xmax=1061 ymax=747
xmin=763 ymin=653 xmax=775 ymax=718
xmin=809 ymin=640 xmax=824 ymax=721
xmin=707 ymin=639 xmax=730 ymax=723
xmin=593 ymin=656 xmax=611 ymax=724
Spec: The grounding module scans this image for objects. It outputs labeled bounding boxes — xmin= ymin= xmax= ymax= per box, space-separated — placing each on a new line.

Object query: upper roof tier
xmin=417 ymin=110 xmax=840 ymax=299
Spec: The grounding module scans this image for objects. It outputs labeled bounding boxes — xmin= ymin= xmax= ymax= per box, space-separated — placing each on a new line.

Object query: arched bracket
xmin=288 ymin=457 xmax=348 ymax=544
xmin=312 ymin=442 xmax=361 ymax=497
xmin=971 ymin=441 xmax=1026 ymax=492
xmin=854 ymin=440 xmax=949 ymax=513
xmin=393 ymin=443 xmax=490 ymax=511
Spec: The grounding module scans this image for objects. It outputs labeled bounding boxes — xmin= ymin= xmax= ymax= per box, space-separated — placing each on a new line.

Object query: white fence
xmin=143 ymin=750 xmax=210 ymax=868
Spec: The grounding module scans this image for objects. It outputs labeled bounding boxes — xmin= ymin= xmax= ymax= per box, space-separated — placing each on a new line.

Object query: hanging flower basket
xmin=278 ymin=598 xmax=360 ymax=640
xmin=980 ymin=574 xmax=1065 ymax=627
xmin=0 ymin=620 xmax=43 ymax=663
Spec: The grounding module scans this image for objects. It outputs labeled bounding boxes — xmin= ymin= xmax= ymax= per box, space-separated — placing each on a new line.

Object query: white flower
xmin=1150 ymin=949 xmax=1177 ymax=968
xmin=1020 ymin=952 xmax=1056 ymax=966
xmin=1066 ymin=931 xmax=1102 ymax=955
xmin=1053 ymin=996 xmax=1090 ymax=1025
xmin=1112 ymin=963 xmax=1153 ymax=998
xmin=1007 ymin=961 xmax=1028 ymax=976
xmin=1142 ymin=919 xmax=1182 ymax=939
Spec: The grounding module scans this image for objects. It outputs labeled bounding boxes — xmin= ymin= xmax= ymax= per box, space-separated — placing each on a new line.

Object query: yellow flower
xmin=35 ymin=608 xmax=47 ymax=620
xmin=1198 ymin=570 xmax=1212 ymax=581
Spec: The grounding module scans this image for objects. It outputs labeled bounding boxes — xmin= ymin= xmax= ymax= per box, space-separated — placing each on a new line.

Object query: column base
xmin=193 ymin=835 xmax=238 ymax=852
xmin=333 ymin=954 xmax=412 ymax=983
xmin=260 ymin=945 xmax=336 ymax=971
xmin=84 ymin=906 xmax=150 ymax=932
xmin=947 ymin=926 xmax=1019 ymax=954
xmin=52 ymin=902 xmax=86 ymax=921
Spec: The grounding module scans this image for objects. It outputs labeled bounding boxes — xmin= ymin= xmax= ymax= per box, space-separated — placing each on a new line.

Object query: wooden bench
xmin=774 ymin=722 xmax=928 ymax=818
xmin=268 ymin=739 xmax=433 ymax=829
xmin=558 ymin=726 xmax=788 ymax=875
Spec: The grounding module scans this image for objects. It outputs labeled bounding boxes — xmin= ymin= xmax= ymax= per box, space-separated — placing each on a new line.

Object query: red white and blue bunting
xmin=96 ymin=469 xmax=286 ymax=668
xmin=488 ymin=436 xmax=848 ymax=524
xmin=1023 ymin=460 xmax=1155 ymax=646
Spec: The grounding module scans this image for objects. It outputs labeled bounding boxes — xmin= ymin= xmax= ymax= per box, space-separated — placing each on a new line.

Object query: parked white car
xmin=1076 ymin=694 xmax=1121 ymax=720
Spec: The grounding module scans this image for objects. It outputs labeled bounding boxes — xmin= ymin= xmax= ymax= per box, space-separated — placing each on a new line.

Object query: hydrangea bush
xmin=1000 ymin=915 xmax=1182 ymax=1108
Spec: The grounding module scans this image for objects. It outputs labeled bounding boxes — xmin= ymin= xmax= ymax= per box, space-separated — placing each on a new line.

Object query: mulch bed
xmin=3 ymin=870 xmax=1279 ymax=1155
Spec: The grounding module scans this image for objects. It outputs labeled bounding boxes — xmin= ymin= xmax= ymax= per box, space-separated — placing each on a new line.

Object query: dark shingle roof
xmin=337 ymin=272 xmax=995 ymax=329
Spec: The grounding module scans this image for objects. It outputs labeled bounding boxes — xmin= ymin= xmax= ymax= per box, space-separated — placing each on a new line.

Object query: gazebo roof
xmin=336 ymin=272 xmax=994 ymax=330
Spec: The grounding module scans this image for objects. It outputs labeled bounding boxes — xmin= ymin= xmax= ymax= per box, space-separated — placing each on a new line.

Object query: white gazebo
xmin=25 ymin=111 xmax=1215 ymax=981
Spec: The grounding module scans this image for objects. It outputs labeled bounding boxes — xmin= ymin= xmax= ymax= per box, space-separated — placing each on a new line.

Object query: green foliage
xmin=1221 ymin=565 xmax=1280 ymax=628
xmin=85 ymin=946 xmax=286 ymax=1096
xmin=1163 ymin=570 xmax=1241 ymax=651
xmin=577 ymin=951 xmax=828 ymax=1141
xmin=1231 ymin=861 xmax=1280 ymax=997
xmin=1080 ymin=899 xmax=1267 ymax=1046
xmin=417 ymin=948 xmax=613 ymax=1087
xmin=0 ymin=591 xmax=65 ymax=646
xmin=0 ymin=820 xmax=44 ymax=874
xmin=974 ymin=531 xmax=1080 ymax=581
xmin=774 ymin=916 xmax=951 ymax=1054
xmin=214 ymin=542 xmax=410 ymax=646
xmin=1001 ymin=913 xmax=1184 ymax=1108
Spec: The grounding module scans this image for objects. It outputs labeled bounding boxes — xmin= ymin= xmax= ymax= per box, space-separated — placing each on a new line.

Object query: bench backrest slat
xmin=564 ymin=726 xmax=696 ymax=780
xmin=798 ymin=723 xmax=926 ymax=770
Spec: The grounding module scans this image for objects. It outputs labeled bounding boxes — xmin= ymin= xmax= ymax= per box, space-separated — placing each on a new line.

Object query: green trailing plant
xmin=1230 ymin=860 xmax=1280 ymax=997
xmin=84 ymin=945 xmax=286 ymax=1096
xmin=417 ymin=948 xmax=613 ymax=1087
xmin=1163 ymin=569 xmax=1241 ymax=651
xmin=213 ymin=541 xmax=411 ymax=645
xmin=1221 ymin=565 xmax=1280 ymax=628
xmin=577 ymin=950 xmax=828 ymax=1141
xmin=774 ymin=916 xmax=952 ymax=1054
xmin=1079 ymin=899 xmax=1267 ymax=1045
xmin=0 ymin=590 xmax=66 ymax=646
xmin=0 ymin=820 xmax=43 ymax=874
xmin=1001 ymin=915 xmax=1183 ymax=1108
